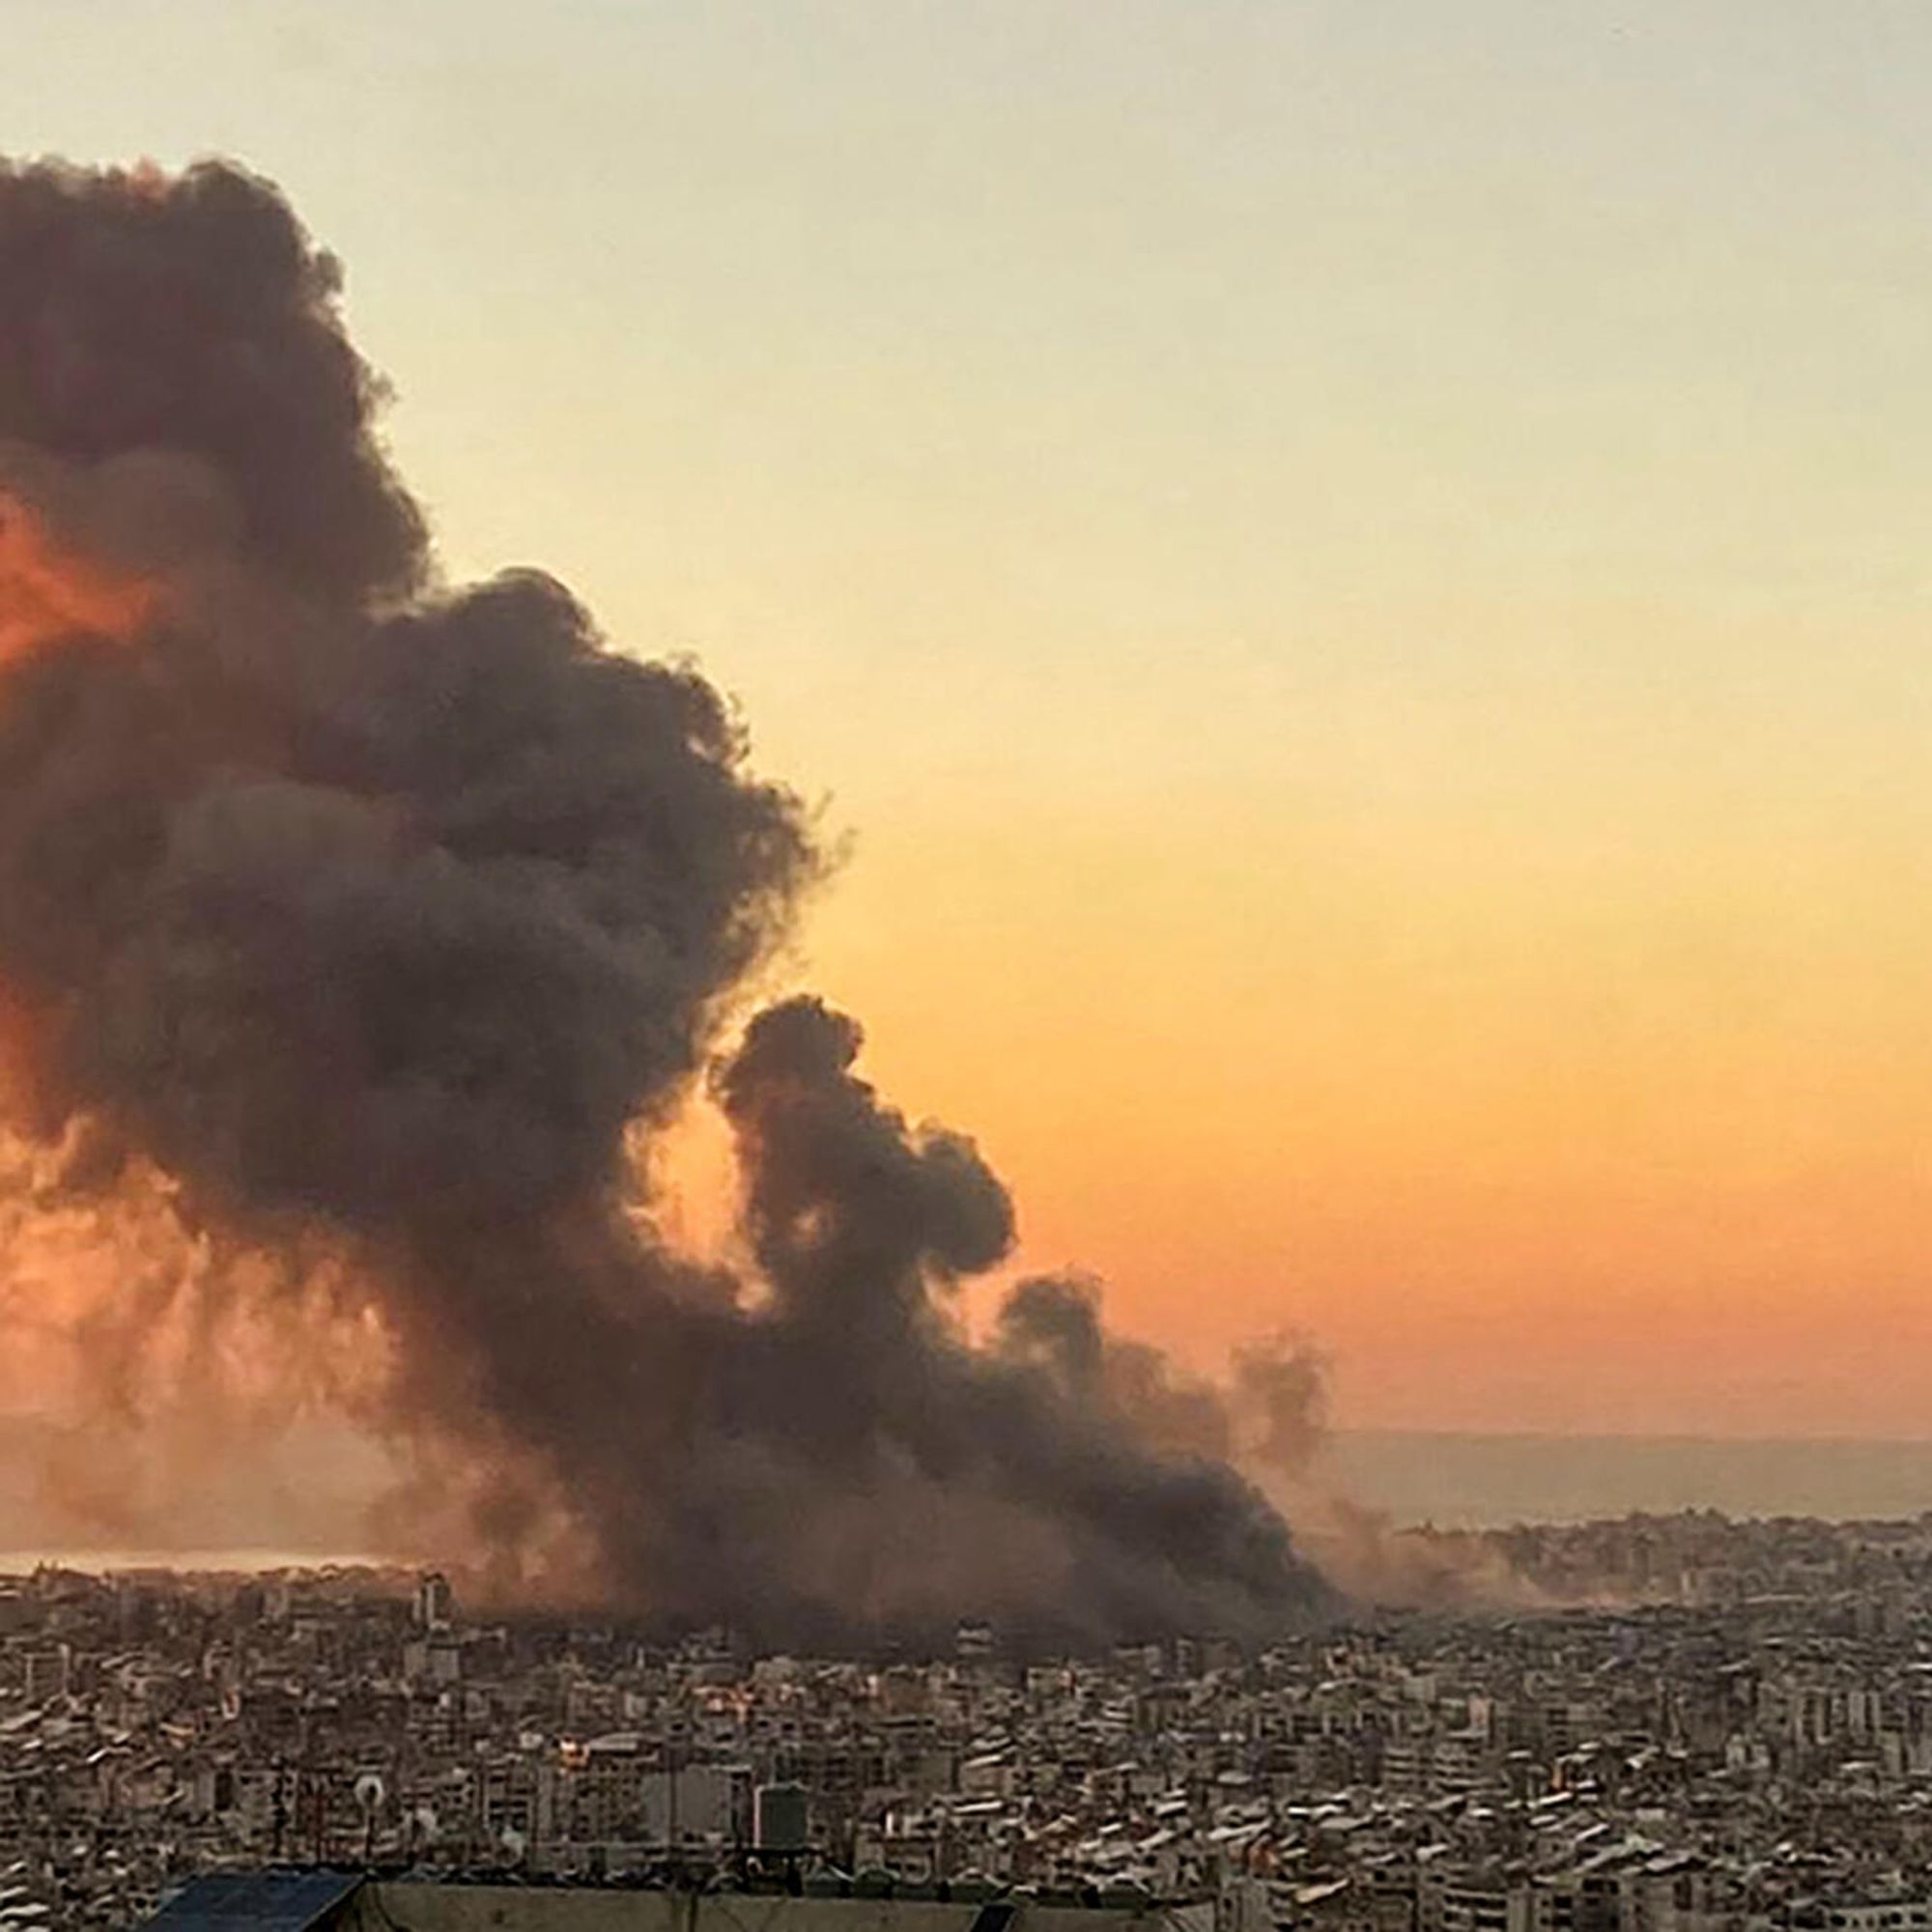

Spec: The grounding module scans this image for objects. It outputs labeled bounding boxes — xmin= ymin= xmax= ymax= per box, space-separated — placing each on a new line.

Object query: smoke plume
xmin=0 ymin=157 xmax=1332 ymax=1643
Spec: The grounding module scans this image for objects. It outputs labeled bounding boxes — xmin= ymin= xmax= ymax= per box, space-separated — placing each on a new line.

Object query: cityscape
xmin=0 ymin=12 xmax=1929 ymax=1932
xmin=11 ymin=1514 xmax=1932 ymax=1928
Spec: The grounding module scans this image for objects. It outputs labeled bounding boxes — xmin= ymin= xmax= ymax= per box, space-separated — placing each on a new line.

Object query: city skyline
xmin=3 ymin=14 xmax=1932 ymax=1928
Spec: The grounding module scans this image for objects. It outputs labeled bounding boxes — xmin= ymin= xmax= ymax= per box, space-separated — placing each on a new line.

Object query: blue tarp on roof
xmin=146 ymin=1871 xmax=363 ymax=1930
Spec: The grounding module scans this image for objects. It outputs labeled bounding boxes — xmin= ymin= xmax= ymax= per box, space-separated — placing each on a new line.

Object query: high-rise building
xmin=413 ymin=1571 xmax=454 ymax=1632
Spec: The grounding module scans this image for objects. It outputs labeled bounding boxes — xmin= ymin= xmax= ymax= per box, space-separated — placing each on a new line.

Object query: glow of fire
xmin=0 ymin=494 xmax=156 ymax=664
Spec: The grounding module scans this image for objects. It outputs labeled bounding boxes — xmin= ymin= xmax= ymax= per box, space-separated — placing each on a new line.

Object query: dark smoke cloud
xmin=692 ymin=998 xmax=1328 ymax=1642
xmin=0 ymin=158 xmax=425 ymax=602
xmin=997 ymin=1274 xmax=1328 ymax=1482
xmin=0 ymin=156 xmax=1332 ymax=1644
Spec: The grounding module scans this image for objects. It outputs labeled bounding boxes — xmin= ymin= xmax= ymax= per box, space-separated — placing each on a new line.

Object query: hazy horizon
xmin=1321 ymin=1429 xmax=1932 ymax=1529
xmin=4 ymin=1426 xmax=1932 ymax=1565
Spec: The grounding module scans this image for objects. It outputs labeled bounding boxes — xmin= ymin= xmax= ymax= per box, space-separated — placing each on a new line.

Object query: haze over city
xmin=0 ymin=1 xmax=1927 ymax=1583
xmin=2 ymin=3 xmax=1926 ymax=1453
xmin=9 ymin=12 xmax=1932 ymax=1932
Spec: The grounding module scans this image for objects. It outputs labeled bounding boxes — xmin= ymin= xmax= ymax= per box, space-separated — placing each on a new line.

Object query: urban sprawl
xmin=9 ymin=1514 xmax=1932 ymax=1930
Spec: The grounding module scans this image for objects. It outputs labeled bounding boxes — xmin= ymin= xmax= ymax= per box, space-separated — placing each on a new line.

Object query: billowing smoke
xmin=0 ymin=156 xmax=1332 ymax=1643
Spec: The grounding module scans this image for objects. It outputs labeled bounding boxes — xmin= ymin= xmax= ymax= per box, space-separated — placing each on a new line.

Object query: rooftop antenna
xmin=355 ymin=1775 xmax=386 ymax=1870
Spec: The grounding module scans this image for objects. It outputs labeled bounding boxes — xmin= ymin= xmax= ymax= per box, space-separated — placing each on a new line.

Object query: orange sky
xmin=10 ymin=3 xmax=1932 ymax=1436
xmin=793 ymin=717 xmax=1932 ymax=1436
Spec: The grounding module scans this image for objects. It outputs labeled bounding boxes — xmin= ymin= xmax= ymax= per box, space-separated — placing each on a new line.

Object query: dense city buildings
xmin=11 ymin=1514 xmax=1932 ymax=1929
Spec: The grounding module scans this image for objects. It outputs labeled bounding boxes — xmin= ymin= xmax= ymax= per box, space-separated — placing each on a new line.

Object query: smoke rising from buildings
xmin=0 ymin=156 xmax=1337 ymax=1642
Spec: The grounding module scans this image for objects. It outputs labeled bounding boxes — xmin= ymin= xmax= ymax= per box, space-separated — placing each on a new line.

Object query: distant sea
xmin=1318 ymin=1432 xmax=1932 ymax=1530
xmin=5 ymin=1432 xmax=1932 ymax=1575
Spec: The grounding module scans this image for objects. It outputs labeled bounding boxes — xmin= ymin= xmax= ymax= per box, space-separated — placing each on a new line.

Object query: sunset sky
xmin=9 ymin=1 xmax=1932 ymax=1438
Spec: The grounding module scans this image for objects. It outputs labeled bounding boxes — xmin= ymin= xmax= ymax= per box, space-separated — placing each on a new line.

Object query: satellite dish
xmin=500 ymin=1827 xmax=527 ymax=1863
xmin=355 ymin=1775 xmax=385 ymax=1814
